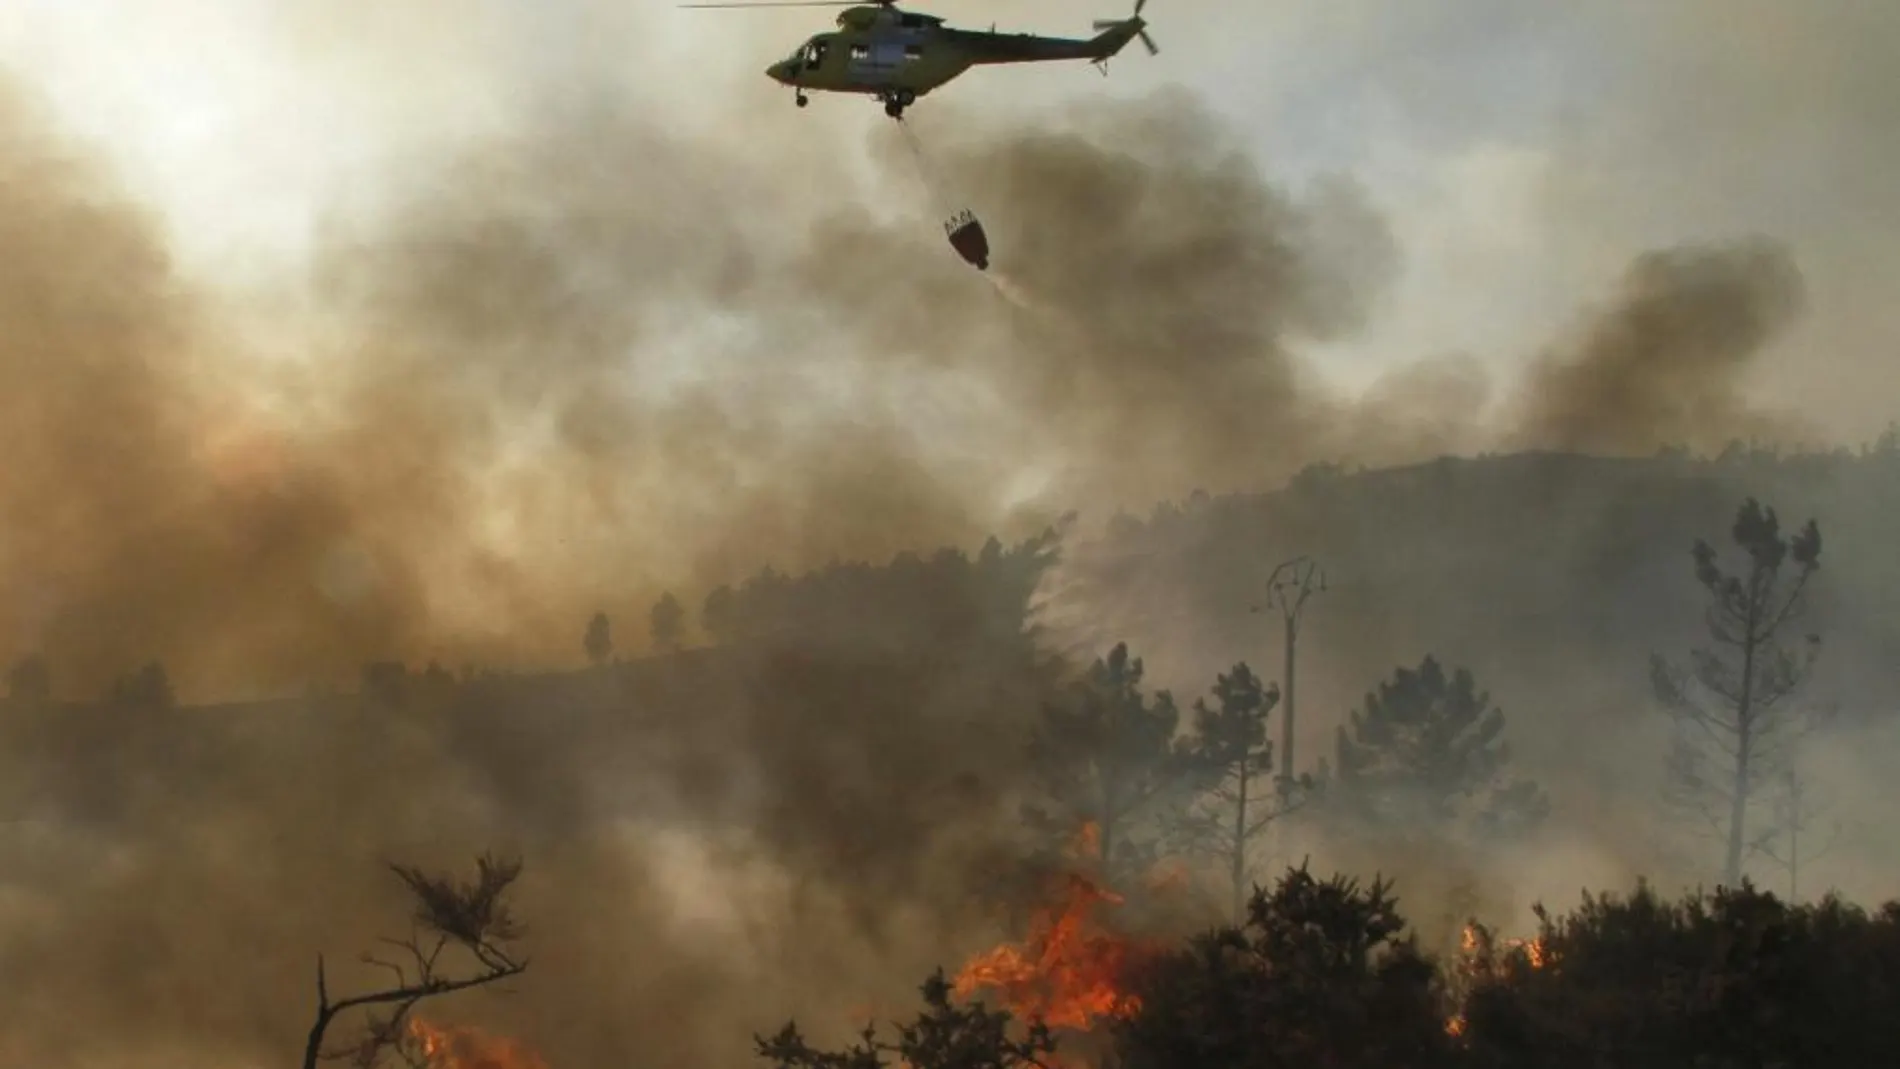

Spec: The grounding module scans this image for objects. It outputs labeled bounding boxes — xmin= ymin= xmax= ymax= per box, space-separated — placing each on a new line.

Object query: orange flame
xmin=953 ymin=868 xmax=1145 ymax=1032
xmin=406 ymin=1017 xmax=548 ymax=1069
xmin=1443 ymin=924 xmax=1549 ymax=1036
xmin=1452 ymin=923 xmax=1548 ymax=972
xmin=1516 ymin=936 xmax=1546 ymax=969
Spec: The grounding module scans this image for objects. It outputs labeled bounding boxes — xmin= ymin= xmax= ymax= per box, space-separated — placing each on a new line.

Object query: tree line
xmin=570 ymin=489 xmax=1840 ymax=906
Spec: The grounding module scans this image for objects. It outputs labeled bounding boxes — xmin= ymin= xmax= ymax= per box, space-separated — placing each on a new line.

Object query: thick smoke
xmin=823 ymin=89 xmax=1405 ymax=507
xmin=0 ymin=77 xmax=421 ymax=701
xmin=0 ymin=52 xmax=1833 ymax=701
xmin=1508 ymin=237 xmax=1810 ymax=454
xmin=0 ymin=660 xmax=1045 ymax=1068
xmin=0 ymin=71 xmax=1421 ymax=700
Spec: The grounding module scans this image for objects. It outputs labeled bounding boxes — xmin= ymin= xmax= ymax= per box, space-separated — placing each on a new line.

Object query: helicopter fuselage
xmin=765 ymin=5 xmax=1146 ymax=117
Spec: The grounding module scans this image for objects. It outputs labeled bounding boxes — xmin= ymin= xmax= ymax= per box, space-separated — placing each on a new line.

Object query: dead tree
xmin=301 ymin=852 xmax=530 ymax=1069
xmin=1652 ymin=498 xmax=1824 ymax=887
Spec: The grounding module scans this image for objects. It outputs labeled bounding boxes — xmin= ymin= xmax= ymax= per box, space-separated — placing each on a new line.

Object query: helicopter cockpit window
xmin=802 ymin=39 xmax=829 ymax=67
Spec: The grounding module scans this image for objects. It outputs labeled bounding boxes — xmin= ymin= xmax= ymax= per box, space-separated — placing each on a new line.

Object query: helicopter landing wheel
xmin=883 ymin=90 xmax=914 ymax=120
xmin=796 ymin=92 xmax=809 ymax=108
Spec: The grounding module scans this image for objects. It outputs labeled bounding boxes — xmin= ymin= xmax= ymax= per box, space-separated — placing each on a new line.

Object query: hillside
xmin=8 ymin=442 xmax=1898 ymax=908
xmin=1045 ymin=442 xmax=1897 ymax=756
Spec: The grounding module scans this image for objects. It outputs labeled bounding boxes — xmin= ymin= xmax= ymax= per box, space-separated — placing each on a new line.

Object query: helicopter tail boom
xmin=953 ymin=16 xmax=1145 ymax=65
xmin=953 ymin=0 xmax=1156 ymax=66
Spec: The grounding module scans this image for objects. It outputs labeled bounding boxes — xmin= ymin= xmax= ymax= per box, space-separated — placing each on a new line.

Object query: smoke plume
xmin=1508 ymin=237 xmax=1810 ymax=454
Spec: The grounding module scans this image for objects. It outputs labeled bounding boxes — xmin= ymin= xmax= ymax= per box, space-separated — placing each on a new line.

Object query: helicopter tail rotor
xmin=1092 ymin=0 xmax=1157 ymax=56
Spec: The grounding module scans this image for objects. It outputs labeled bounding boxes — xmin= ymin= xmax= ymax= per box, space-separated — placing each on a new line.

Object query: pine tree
xmin=1652 ymin=497 xmax=1824 ymax=887
xmin=1164 ymin=662 xmax=1319 ymax=923
xmin=1021 ymin=642 xmax=1183 ymax=886
xmin=1333 ymin=655 xmax=1547 ymax=843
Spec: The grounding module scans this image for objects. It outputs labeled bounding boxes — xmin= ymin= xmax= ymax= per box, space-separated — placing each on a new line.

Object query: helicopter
xmin=679 ymin=0 xmax=1159 ymax=119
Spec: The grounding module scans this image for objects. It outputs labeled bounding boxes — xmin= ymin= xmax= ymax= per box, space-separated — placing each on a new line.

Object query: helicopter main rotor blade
xmin=677 ymin=1 xmax=863 ymax=8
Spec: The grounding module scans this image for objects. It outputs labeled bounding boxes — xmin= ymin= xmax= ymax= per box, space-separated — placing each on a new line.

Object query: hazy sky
xmin=5 ymin=0 xmax=1893 ymax=418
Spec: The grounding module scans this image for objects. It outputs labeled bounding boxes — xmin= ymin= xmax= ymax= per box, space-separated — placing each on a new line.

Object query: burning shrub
xmin=1456 ymin=881 xmax=1900 ymax=1069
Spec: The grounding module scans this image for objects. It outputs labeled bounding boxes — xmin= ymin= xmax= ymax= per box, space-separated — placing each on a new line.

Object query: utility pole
xmin=1262 ymin=556 xmax=1326 ymax=799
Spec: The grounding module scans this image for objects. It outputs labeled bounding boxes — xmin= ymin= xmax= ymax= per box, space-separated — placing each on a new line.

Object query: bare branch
xmin=303 ymin=855 xmax=530 ymax=1069
xmin=389 ymin=851 xmax=527 ymax=949
xmin=360 ymin=952 xmax=409 ymax=991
